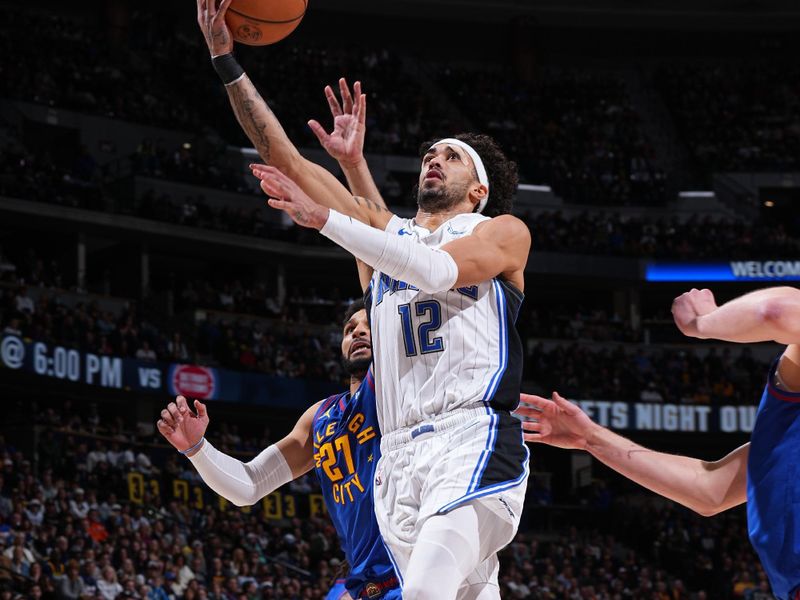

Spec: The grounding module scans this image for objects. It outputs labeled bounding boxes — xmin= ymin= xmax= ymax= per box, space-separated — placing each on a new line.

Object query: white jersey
xmin=366 ymin=213 xmax=525 ymax=435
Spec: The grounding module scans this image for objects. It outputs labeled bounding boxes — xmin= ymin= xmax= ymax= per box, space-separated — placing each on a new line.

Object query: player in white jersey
xmin=195 ymin=0 xmax=528 ymax=590
xmin=251 ymin=111 xmax=531 ymax=599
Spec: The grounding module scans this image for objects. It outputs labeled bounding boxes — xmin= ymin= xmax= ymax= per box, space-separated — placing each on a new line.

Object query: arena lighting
xmin=646 ymin=261 xmax=800 ymax=282
xmin=678 ymin=191 xmax=715 ymax=198
xmin=517 ymin=184 xmax=553 ymax=192
xmin=764 ymin=200 xmax=775 ymax=207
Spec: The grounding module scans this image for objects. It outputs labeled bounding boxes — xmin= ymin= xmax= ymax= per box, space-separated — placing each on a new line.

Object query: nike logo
xmin=447 ymin=224 xmax=466 ymax=235
xmin=398 ymin=228 xmax=413 ymax=236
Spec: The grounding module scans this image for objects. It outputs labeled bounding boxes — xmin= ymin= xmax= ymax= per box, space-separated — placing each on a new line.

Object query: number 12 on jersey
xmin=397 ymin=300 xmax=445 ymax=356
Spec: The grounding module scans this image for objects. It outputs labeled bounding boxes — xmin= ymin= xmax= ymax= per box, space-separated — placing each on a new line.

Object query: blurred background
xmin=0 ymin=0 xmax=799 ymax=597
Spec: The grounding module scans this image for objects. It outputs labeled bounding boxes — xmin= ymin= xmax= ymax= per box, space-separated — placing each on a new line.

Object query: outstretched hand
xmin=671 ymin=288 xmax=718 ymax=338
xmin=249 ymin=164 xmax=330 ymax=229
xmin=308 ymin=78 xmax=367 ymax=168
xmin=197 ymin=0 xmax=235 ymax=57
xmin=157 ymin=395 xmax=210 ymax=454
xmin=514 ymin=392 xmax=596 ymax=450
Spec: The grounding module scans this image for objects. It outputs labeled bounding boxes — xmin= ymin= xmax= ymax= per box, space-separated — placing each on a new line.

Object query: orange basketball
xmin=226 ymin=0 xmax=307 ymax=46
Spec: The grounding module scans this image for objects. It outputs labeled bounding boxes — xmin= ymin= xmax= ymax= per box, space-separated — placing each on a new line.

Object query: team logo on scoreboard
xmin=168 ymin=364 xmax=217 ymax=400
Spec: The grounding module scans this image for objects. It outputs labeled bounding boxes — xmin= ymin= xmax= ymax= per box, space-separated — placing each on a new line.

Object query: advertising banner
xmin=646 ymin=260 xmax=800 ymax=282
xmin=0 ymin=334 xmax=340 ymax=408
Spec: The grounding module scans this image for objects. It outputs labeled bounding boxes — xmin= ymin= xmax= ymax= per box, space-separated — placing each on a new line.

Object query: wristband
xmin=179 ymin=437 xmax=205 ymax=456
xmin=211 ymin=53 xmax=245 ymax=86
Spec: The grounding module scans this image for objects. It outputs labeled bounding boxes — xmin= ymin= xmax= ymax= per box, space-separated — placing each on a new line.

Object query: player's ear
xmin=469 ymin=183 xmax=488 ymax=209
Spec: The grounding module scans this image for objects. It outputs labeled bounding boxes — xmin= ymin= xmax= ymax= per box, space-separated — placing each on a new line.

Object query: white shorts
xmin=373 ymin=405 xmax=530 ymax=577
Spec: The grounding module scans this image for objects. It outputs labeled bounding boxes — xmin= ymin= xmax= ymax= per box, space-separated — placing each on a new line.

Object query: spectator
xmin=640 ymin=381 xmax=665 ymax=402
xmin=13 ymin=285 xmax=34 ymax=316
xmin=58 ymin=560 xmax=87 ymax=599
xmin=96 ymin=565 xmax=122 ymax=600
xmin=166 ymin=333 xmax=189 ymax=362
xmin=68 ymin=489 xmax=89 ymax=519
xmin=22 ymin=499 xmax=44 ymax=527
xmin=2 ymin=536 xmax=33 ymax=564
xmin=135 ymin=341 xmax=157 ymax=362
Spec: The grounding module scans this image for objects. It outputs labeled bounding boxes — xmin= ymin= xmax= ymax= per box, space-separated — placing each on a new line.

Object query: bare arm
xmin=584 ymin=424 xmax=748 ymax=517
xmin=251 ymin=164 xmax=396 ymax=233
xmin=272 ymin=400 xmax=320 ymax=476
xmin=674 ymin=286 xmax=800 ymax=345
xmin=196 ymin=0 xmax=377 ymax=225
xmin=673 ymin=286 xmax=800 ymax=389
xmin=441 ymin=215 xmax=531 ymax=292
xmin=516 ymin=393 xmax=748 ymax=516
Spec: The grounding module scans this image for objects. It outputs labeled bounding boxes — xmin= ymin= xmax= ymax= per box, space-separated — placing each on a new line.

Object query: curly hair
xmin=417 ymin=133 xmax=519 ymax=218
xmin=341 ymin=298 xmax=366 ymax=328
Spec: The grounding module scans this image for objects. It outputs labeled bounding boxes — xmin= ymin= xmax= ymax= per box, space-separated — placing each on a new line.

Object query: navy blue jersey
xmin=313 ymin=368 xmax=400 ymax=599
xmin=324 ymin=579 xmax=348 ymax=600
xmin=747 ymin=357 xmax=800 ymax=600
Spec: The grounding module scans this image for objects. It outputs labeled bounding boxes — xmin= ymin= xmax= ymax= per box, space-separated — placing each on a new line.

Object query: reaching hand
xmin=250 ymin=164 xmax=330 ymax=229
xmin=671 ymin=288 xmax=718 ymax=338
xmin=197 ymin=0 xmax=235 ymax=57
xmin=308 ymin=78 xmax=367 ymax=169
xmin=514 ymin=392 xmax=597 ymax=450
xmin=157 ymin=395 xmax=210 ymax=454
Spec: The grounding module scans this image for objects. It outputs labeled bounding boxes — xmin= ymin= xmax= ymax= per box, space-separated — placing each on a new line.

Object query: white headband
xmin=429 ymin=138 xmax=490 ymax=213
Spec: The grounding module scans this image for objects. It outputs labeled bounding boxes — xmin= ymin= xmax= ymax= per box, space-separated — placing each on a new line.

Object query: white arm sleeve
xmin=188 ymin=440 xmax=292 ymax=507
xmin=320 ymin=209 xmax=458 ymax=294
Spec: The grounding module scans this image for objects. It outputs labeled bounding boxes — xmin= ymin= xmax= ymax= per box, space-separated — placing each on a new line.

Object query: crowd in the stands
xmin=655 ymin=60 xmax=800 ymax=182
xmin=0 ymin=397 xmax=767 ymax=599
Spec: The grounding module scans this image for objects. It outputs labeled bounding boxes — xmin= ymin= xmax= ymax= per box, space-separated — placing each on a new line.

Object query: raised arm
xmin=157 ymin=395 xmax=318 ymax=506
xmin=515 ymin=393 xmax=748 ymax=516
xmin=196 ymin=0 xmax=378 ymax=225
xmin=672 ymin=286 xmax=800 ymax=390
xmin=308 ymin=78 xmax=385 ymax=208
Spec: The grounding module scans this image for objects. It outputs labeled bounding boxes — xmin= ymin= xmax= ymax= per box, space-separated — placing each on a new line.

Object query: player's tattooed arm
xmin=251 ymin=164 xmax=397 ymax=231
xmin=351 ymin=195 xmax=390 ymax=217
xmin=197 ymin=0 xmax=234 ymax=57
xmin=226 ymin=79 xmax=274 ymax=163
xmin=250 ymin=169 xmax=393 ymax=232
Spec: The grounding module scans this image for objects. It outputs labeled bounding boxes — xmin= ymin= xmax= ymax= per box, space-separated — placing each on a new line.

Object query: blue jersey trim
xmin=468 ymin=412 xmax=499 ymax=494
xmin=314 ymin=394 xmax=343 ymax=422
xmin=436 ymin=442 xmax=531 ymax=515
xmin=481 ymin=279 xmax=509 ymax=405
xmin=467 ymin=279 xmax=509 ymax=494
xmin=768 ymin=354 xmax=800 ymax=402
xmin=380 ymin=540 xmax=403 ymax=588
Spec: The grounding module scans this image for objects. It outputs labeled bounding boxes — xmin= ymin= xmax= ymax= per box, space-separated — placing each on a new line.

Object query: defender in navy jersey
xmin=157 ymin=300 xmax=400 ymax=600
xmin=517 ymin=286 xmax=800 ymax=600
xmin=324 ymin=579 xmax=350 ymax=600
xmin=312 ymin=365 xmax=398 ymax=598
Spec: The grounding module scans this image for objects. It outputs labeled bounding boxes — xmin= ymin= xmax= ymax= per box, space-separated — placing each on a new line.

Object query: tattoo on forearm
xmin=352 ymin=196 xmax=387 ymax=214
xmin=227 ymin=79 xmax=274 ymax=163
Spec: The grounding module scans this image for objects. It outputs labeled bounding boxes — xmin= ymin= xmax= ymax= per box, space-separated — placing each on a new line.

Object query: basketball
xmin=226 ymin=0 xmax=307 ymax=46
